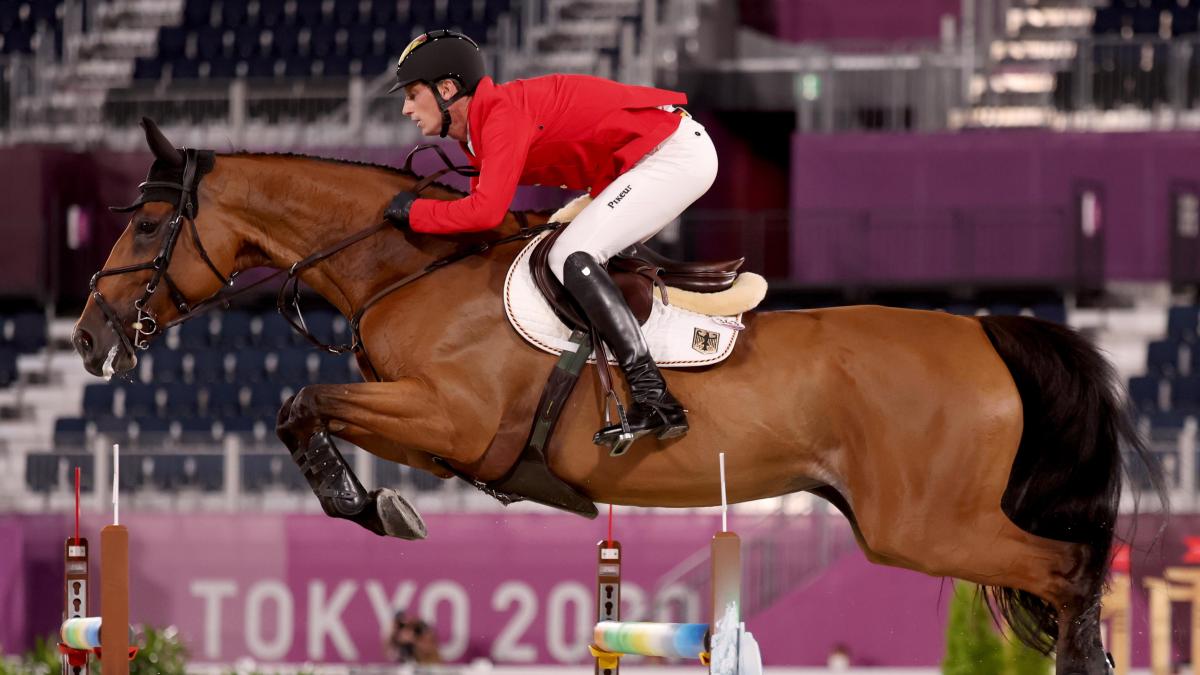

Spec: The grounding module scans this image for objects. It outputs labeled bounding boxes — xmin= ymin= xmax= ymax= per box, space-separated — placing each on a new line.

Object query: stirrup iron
xmin=596 ymin=389 xmax=636 ymax=457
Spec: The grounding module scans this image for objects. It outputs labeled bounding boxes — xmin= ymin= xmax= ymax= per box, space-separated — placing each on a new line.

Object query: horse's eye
xmin=137 ymin=219 xmax=158 ymax=234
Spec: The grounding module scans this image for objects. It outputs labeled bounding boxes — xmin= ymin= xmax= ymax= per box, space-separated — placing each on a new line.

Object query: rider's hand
xmin=384 ymin=192 xmax=418 ymax=229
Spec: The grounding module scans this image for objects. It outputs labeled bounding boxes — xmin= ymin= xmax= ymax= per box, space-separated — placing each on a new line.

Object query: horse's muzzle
xmin=72 ymin=320 xmax=137 ymax=379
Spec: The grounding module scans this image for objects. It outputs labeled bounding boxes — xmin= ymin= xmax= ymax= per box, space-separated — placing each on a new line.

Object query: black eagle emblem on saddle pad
xmin=692 ymin=328 xmax=720 ymax=355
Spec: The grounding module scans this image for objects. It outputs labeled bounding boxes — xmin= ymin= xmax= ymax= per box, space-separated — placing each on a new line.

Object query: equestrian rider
xmin=382 ymin=30 xmax=719 ymax=449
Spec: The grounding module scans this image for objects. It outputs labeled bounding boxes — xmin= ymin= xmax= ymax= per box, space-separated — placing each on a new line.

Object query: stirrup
xmin=595 ymin=390 xmax=637 ymax=457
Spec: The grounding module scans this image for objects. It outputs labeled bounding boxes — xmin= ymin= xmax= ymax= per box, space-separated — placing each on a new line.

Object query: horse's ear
xmin=140 ymin=117 xmax=184 ymax=167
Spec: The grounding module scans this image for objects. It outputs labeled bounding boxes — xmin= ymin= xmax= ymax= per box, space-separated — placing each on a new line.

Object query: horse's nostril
xmin=73 ymin=328 xmax=94 ymax=356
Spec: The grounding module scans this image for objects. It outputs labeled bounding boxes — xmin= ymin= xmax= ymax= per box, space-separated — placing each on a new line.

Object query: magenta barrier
xmin=0 ymin=510 xmax=1180 ymax=666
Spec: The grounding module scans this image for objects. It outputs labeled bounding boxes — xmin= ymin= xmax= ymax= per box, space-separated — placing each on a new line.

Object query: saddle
xmin=530 ymin=225 xmax=745 ymax=332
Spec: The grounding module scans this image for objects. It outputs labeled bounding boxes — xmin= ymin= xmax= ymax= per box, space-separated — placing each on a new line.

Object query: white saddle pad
xmin=503 ymin=232 xmax=745 ymax=368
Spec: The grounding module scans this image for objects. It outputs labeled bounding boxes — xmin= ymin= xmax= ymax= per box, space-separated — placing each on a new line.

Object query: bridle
xmin=90 ymin=144 xmax=554 ymax=380
xmin=89 ymin=148 xmax=233 ymax=355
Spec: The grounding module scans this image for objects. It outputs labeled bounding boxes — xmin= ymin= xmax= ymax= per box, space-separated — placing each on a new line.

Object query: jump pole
xmin=590 ymin=453 xmax=762 ymax=675
xmin=59 ymin=444 xmax=133 ymax=675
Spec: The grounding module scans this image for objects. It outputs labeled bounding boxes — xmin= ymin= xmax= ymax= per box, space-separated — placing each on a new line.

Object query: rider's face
xmin=402 ymin=82 xmax=443 ymax=137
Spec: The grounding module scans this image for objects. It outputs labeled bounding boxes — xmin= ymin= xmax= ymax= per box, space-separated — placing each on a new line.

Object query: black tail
xmin=978 ymin=315 xmax=1165 ymax=654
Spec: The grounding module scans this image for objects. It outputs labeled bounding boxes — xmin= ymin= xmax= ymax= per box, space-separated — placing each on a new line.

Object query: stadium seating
xmin=131 ymin=0 xmax=511 ymax=83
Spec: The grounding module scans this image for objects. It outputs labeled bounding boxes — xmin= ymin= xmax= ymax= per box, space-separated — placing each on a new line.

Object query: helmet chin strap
xmin=430 ymin=83 xmax=469 ymax=139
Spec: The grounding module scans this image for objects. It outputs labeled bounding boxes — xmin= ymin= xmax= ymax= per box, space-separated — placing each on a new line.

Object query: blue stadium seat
xmin=223 ymin=416 xmax=259 ymax=440
xmin=297 ymin=0 xmax=323 ymax=26
xmin=207 ymin=56 xmax=238 ymax=79
xmin=361 ymin=53 xmax=389 ymax=76
xmin=0 ymin=347 xmax=16 ymax=387
xmin=1147 ymin=410 xmax=1188 ymax=441
xmin=318 ymin=353 xmax=355 ymax=383
xmin=323 ymin=54 xmax=351 ymax=77
xmin=371 ymin=1 xmax=397 ymax=25
xmin=1168 ymin=306 xmax=1199 ymax=342
xmin=159 ymin=26 xmax=187 ymax=59
xmin=94 ymin=417 xmax=131 ymax=446
xmin=194 ymin=455 xmax=224 ymax=491
xmin=347 ymin=24 xmax=374 ymax=57
xmin=987 ymin=304 xmax=1023 ymax=317
xmin=272 ymin=27 xmax=298 ymax=57
xmin=311 ymin=24 xmax=336 ymax=57
xmin=259 ymin=314 xmax=299 ymax=348
xmin=8 ymin=312 xmax=46 ymax=353
xmin=233 ymin=26 xmax=261 ymax=60
xmin=235 ymin=350 xmax=267 ymax=383
xmin=1173 ymin=375 xmax=1200 ymax=412
xmin=64 ymin=454 xmax=96 ymax=492
xmin=151 ymin=455 xmax=186 ymax=490
xmin=1 ymin=27 xmax=31 ymax=54
xmin=247 ymin=55 xmax=278 ymax=78
xmin=195 ymin=26 xmax=224 ymax=60
xmin=149 ymin=348 xmax=183 ymax=383
xmin=260 ymin=0 xmax=285 ymax=26
xmin=1148 ymin=340 xmax=1184 ymax=376
xmin=1030 ymin=303 xmax=1067 ymax=324
xmin=25 ymin=454 xmax=60 ymax=493
xmin=184 ymin=0 xmax=213 ymax=27
xmin=1129 ymin=375 xmax=1162 ymax=412
xmin=944 ymin=303 xmax=977 ymax=316
xmin=447 ymin=0 xmax=474 ymax=26
xmin=242 ymin=453 xmax=277 ymax=490
xmin=222 ymin=1 xmax=248 ymax=27
xmin=134 ymin=417 xmax=172 ymax=448
xmin=123 ymin=384 xmax=159 ymax=418
xmin=484 ymin=0 xmax=511 ymax=23
xmin=189 ymin=349 xmax=228 ymax=384
xmin=409 ymin=0 xmax=436 ymax=26
xmin=274 ymin=349 xmax=311 ymax=384
xmin=179 ymin=417 xmax=216 ymax=443
xmin=375 ymin=455 xmax=402 ymax=486
xmin=82 ymin=384 xmax=116 ymax=417
xmin=334 ymin=0 xmax=359 ymax=26
xmin=0 ymin=2 xmax=18 ymax=33
xmin=54 ymin=417 xmax=88 ymax=449
xmin=133 ymin=60 xmax=163 ymax=84
xmin=1173 ymin=5 xmax=1199 ymax=34
xmin=118 ymin=452 xmax=147 ymax=492
xmin=249 ymin=382 xmax=286 ymax=417
xmin=205 ymin=382 xmax=244 ymax=417
xmin=164 ymin=383 xmax=199 ymax=417
xmin=172 ymin=58 xmax=201 ymax=79
xmin=179 ymin=316 xmax=214 ymax=349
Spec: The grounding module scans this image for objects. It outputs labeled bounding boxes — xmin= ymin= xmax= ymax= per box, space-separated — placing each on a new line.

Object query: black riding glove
xmin=384 ymin=191 xmax=418 ymax=229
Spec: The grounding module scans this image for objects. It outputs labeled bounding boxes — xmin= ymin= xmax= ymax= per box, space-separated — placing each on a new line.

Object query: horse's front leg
xmin=275 ymin=379 xmax=474 ymax=540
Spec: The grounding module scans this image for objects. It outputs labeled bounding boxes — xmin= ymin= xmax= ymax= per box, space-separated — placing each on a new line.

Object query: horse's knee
xmin=275 ymin=387 xmax=323 ymax=444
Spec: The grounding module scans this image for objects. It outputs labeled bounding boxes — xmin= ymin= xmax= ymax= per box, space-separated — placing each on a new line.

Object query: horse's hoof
xmin=373 ymin=488 xmax=428 ymax=540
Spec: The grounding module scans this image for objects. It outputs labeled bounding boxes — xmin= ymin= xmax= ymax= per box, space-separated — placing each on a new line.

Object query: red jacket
xmin=407 ymin=74 xmax=687 ymax=234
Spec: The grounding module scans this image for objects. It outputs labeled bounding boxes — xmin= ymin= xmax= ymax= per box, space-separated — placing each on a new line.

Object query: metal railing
xmin=1061 ymin=35 xmax=1200 ymax=114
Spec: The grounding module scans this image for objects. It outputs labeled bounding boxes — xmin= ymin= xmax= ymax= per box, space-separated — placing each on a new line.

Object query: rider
xmin=382 ymin=30 xmax=718 ymax=449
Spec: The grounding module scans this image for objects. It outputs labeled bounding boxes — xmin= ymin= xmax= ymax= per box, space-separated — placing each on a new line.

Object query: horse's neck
xmin=214 ymin=155 xmax=535 ymax=319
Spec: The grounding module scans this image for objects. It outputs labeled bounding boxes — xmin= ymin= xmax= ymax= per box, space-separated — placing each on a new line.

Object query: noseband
xmin=89 ymin=148 xmax=233 ymax=354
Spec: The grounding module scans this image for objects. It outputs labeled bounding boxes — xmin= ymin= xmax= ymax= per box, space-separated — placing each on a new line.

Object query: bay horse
xmin=73 ymin=120 xmax=1158 ymax=674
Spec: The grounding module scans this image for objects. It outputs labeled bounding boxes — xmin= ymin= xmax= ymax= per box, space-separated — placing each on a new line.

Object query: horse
xmin=72 ymin=119 xmax=1159 ymax=674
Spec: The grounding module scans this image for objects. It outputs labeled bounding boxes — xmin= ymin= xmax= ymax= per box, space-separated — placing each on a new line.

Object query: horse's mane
xmin=218 ymin=151 xmax=557 ymax=222
xmin=220 ymin=151 xmax=468 ymax=198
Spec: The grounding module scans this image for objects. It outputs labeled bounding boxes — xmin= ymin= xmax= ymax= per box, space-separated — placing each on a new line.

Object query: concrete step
xmin=530 ymin=19 xmax=623 ymax=51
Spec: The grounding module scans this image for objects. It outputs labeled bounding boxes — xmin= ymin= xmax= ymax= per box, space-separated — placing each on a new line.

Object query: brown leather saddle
xmin=529 ymin=226 xmax=745 ymax=331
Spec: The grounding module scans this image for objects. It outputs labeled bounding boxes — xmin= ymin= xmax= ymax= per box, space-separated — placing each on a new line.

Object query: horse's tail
xmin=977 ymin=314 xmax=1164 ymax=655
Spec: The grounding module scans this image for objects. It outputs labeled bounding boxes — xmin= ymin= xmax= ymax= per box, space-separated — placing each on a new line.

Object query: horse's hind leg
xmin=852 ymin=505 xmax=1109 ymax=673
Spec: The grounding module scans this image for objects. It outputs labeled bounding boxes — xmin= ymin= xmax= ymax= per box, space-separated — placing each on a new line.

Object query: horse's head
xmin=73 ymin=118 xmax=239 ymax=378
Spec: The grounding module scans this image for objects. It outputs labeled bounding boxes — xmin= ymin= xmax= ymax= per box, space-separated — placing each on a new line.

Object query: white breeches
xmin=548 ymin=114 xmax=719 ymax=281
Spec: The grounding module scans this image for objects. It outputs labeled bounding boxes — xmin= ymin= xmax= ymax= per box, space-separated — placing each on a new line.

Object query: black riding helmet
xmin=388 ymin=30 xmax=486 ymax=138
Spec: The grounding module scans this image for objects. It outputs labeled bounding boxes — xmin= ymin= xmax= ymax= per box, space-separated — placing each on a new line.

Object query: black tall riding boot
xmin=562 ymin=251 xmax=689 ymax=453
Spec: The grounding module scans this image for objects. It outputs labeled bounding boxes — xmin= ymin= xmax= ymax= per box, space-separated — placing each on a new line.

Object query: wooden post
xmin=100 ymin=524 xmax=129 ymax=675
